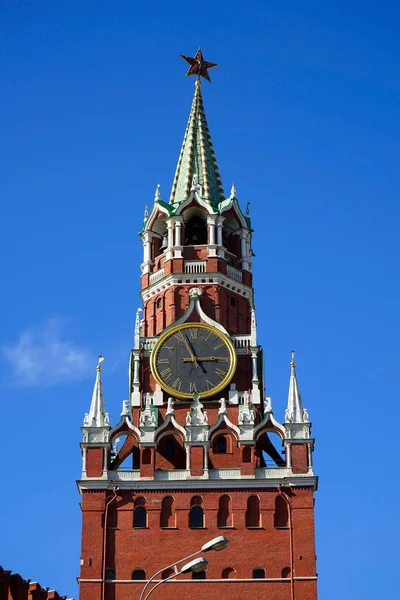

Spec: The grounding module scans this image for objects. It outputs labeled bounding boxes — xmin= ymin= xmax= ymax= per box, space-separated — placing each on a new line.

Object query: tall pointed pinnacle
xmin=285 ymin=351 xmax=309 ymax=424
xmin=87 ymin=355 xmax=108 ymax=427
xmin=170 ymin=52 xmax=225 ymax=206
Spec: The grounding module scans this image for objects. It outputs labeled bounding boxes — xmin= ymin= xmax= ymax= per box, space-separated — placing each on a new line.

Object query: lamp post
xmin=139 ymin=536 xmax=229 ymax=600
xmin=143 ymin=557 xmax=208 ymax=600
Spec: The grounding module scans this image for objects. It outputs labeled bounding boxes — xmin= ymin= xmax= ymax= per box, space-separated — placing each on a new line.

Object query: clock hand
xmin=181 ymin=334 xmax=200 ymax=369
xmin=182 ymin=356 xmax=218 ymax=362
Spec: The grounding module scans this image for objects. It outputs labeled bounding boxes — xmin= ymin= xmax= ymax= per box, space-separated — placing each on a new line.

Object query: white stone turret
xmin=84 ymin=356 xmax=109 ymax=428
xmin=284 ymin=352 xmax=311 ymax=441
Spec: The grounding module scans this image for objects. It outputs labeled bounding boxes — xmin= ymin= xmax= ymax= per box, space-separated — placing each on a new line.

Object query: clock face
xmin=151 ymin=323 xmax=237 ymax=399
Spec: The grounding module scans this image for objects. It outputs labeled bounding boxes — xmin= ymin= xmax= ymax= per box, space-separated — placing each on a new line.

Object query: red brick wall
xmin=79 ymin=487 xmax=317 ymax=600
xmin=86 ymin=447 xmax=104 ymax=477
xmin=143 ymin=282 xmax=252 ymax=336
xmin=291 ymin=445 xmax=308 ymax=474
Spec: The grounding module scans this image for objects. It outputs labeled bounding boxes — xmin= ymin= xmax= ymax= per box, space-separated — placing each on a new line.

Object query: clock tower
xmin=78 ymin=50 xmax=318 ymax=600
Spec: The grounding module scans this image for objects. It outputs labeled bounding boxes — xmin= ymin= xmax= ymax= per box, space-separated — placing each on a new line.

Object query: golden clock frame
xmin=150 ymin=322 xmax=237 ymax=400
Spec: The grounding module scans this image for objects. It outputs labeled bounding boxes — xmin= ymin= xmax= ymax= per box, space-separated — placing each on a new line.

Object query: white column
xmin=133 ymin=356 xmax=140 ymax=384
xmin=82 ymin=447 xmax=87 ymax=474
xmin=307 ymin=443 xmax=313 ymax=473
xmin=141 ymin=232 xmax=154 ymax=274
xmin=207 ymin=215 xmax=217 ymax=257
xmin=217 ymin=221 xmax=223 ymax=246
xmin=209 ymin=222 xmax=216 ymax=245
xmin=175 ymin=221 xmax=182 ymax=246
xmin=174 ymin=217 xmax=183 ymax=259
xmin=165 ymin=218 xmax=174 ymax=260
xmin=251 ymin=350 xmax=259 ymax=383
xmin=102 ymin=446 xmax=108 ymax=475
xmin=286 ymin=444 xmax=292 ymax=470
xmin=203 ymin=445 xmax=209 ymax=472
xmin=186 ymin=445 xmax=191 ymax=471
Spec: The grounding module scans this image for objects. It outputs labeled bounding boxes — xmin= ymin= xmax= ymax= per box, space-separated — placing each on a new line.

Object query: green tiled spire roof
xmin=170 ymin=80 xmax=225 ymax=205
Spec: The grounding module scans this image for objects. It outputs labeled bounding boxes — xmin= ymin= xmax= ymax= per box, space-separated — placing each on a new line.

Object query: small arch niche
xmin=242 ymin=446 xmax=252 ymax=463
xmin=274 ymin=495 xmax=289 ymax=528
xmin=212 ymin=434 xmax=233 ymax=454
xmin=217 ymin=495 xmax=233 ymax=528
xmin=222 ymin=567 xmax=236 ymax=579
xmin=105 ymin=568 xmax=116 ymax=581
xmin=162 ymin=568 xmax=175 ymax=579
xmin=245 ymin=495 xmax=261 ymax=528
xmin=133 ymin=497 xmax=147 ymax=529
xmin=252 ymin=568 xmax=265 ymax=579
xmin=281 ymin=567 xmax=291 ymax=578
xmin=160 ymin=496 xmax=175 ymax=528
xmin=192 ymin=570 xmax=206 ymax=580
xmin=131 ymin=569 xmax=146 ymax=580
xmin=189 ymin=496 xmax=204 ymax=528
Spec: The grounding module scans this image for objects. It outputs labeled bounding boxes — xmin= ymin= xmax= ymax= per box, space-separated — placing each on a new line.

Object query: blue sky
xmin=1 ymin=0 xmax=399 ymax=597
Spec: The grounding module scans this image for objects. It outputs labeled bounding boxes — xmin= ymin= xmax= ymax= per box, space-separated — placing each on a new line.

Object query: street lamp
xmin=139 ymin=536 xmax=229 ymax=600
xmin=143 ymin=557 xmax=208 ymax=600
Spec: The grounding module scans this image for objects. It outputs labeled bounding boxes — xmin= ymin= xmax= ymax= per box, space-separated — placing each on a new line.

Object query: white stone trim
xmin=140 ymin=271 xmax=253 ymax=305
xmin=78 ymin=474 xmax=319 ymax=493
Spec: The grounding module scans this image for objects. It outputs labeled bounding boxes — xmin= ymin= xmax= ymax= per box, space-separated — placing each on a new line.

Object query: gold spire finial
xmin=97 ymin=355 xmax=104 ymax=372
xmin=290 ymin=350 xmax=296 ymax=367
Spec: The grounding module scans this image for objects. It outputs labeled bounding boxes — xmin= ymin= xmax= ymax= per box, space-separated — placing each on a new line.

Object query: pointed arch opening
xmin=110 ymin=433 xmax=140 ymax=470
xmin=217 ymin=494 xmax=233 ymax=528
xmin=246 ymin=495 xmax=261 ymax=528
xmin=256 ymin=431 xmax=286 ymax=468
xmin=156 ymin=433 xmax=185 ymax=470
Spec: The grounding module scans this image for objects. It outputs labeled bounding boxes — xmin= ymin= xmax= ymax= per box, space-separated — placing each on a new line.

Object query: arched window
xmin=160 ymin=496 xmax=175 ymax=528
xmin=246 ymin=495 xmax=260 ymax=528
xmin=192 ymin=570 xmax=206 ymax=579
xmin=252 ymin=568 xmax=265 ymax=579
xmin=281 ymin=567 xmax=291 ymax=578
xmin=162 ymin=568 xmax=175 ymax=579
xmin=185 ymin=216 xmax=207 ymax=245
xmin=189 ymin=496 xmax=204 ymax=528
xmin=189 ymin=505 xmax=204 ymax=528
xmin=274 ymin=495 xmax=289 ymax=528
xmin=133 ymin=506 xmax=147 ymax=528
xmin=216 ymin=436 xmax=227 ymax=453
xmin=222 ymin=567 xmax=236 ymax=579
xmin=131 ymin=569 xmax=146 ymax=580
xmin=230 ymin=297 xmax=237 ymax=307
xmin=217 ymin=495 xmax=232 ymax=528
xmin=105 ymin=568 xmax=116 ymax=580
xmin=156 ymin=297 xmax=162 ymax=309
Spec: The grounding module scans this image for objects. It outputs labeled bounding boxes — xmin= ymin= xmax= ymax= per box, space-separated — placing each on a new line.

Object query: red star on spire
xmin=180 ymin=48 xmax=218 ymax=83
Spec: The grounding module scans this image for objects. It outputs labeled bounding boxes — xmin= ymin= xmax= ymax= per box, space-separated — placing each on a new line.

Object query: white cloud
xmin=3 ymin=318 xmax=93 ymax=387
